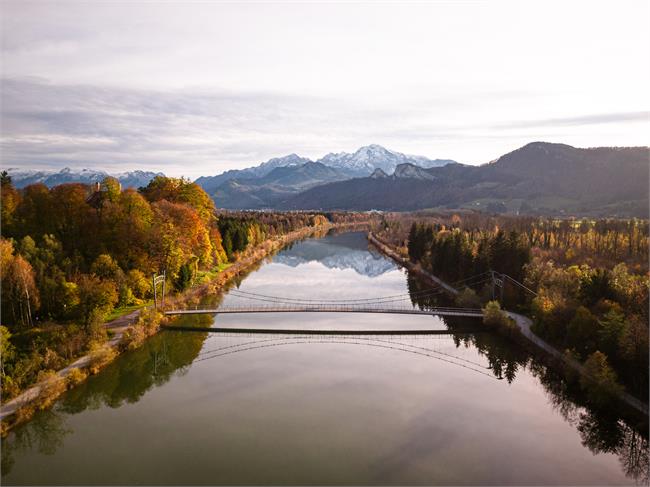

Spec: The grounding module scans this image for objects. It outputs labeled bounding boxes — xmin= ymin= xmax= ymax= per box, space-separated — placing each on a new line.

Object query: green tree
xmin=597 ymin=309 xmax=626 ymax=359
xmin=0 ymin=172 xmax=20 ymax=237
xmin=75 ymin=274 xmax=118 ymax=329
xmin=567 ymin=306 xmax=599 ymax=357
xmin=580 ymin=351 xmax=623 ymax=407
xmin=0 ymin=325 xmax=16 ymax=377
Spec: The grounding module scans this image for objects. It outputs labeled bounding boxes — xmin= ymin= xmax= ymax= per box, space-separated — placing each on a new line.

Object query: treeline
xmin=378 ymin=212 xmax=649 ymax=271
xmin=407 ymin=222 xmax=530 ymax=284
xmin=389 ymin=212 xmax=649 ymax=402
xmin=0 ymin=173 xmax=331 ymax=399
xmin=216 ymin=213 xmax=330 ymax=261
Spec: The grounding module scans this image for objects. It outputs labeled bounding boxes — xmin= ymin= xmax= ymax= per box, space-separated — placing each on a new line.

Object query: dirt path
xmin=0 ymin=310 xmax=141 ymax=421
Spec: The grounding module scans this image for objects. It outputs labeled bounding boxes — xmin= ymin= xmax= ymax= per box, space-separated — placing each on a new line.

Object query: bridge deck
xmin=161 ymin=325 xmax=484 ymax=335
xmin=164 ymin=307 xmax=484 ymax=318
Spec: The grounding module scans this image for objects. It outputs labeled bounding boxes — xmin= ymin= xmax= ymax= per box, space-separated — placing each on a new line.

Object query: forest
xmin=0 ymin=173 xmax=335 ymax=401
xmin=376 ymin=212 xmax=649 ymax=402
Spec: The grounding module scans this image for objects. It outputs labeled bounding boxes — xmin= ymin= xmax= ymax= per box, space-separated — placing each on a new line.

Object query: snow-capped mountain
xmin=195 ymin=145 xmax=457 ymax=195
xmin=5 ymin=167 xmax=164 ymax=189
xmin=317 ymin=144 xmax=454 ymax=176
xmin=254 ymin=154 xmax=312 ymax=176
xmin=274 ymin=249 xmax=396 ymax=277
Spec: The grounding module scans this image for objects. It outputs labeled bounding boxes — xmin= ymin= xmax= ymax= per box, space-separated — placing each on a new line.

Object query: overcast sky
xmin=1 ymin=0 xmax=648 ymax=179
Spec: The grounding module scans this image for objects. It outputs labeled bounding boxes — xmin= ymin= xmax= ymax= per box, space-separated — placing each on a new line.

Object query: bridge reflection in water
xmin=176 ymin=331 xmax=500 ymax=380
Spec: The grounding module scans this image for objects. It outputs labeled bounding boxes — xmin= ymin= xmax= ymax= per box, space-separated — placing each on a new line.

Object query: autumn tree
xmin=1 ymin=239 xmax=40 ymax=328
xmin=75 ymin=274 xmax=118 ymax=329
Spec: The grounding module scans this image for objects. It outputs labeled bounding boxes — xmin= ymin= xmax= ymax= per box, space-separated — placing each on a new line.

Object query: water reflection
xmin=409 ymin=270 xmax=649 ymax=483
xmin=275 ymin=232 xmax=396 ymax=277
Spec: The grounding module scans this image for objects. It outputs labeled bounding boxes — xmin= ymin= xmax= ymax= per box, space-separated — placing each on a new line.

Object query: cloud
xmin=494 ymin=111 xmax=650 ymax=129
xmin=1 ymin=77 xmax=648 ymax=178
xmin=1 ymin=78 xmax=352 ymax=176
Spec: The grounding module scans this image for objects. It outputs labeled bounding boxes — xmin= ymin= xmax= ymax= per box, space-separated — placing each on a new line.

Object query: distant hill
xmin=278 ymin=143 xmax=650 ymax=217
xmin=6 ymin=167 xmax=164 ymax=189
xmin=195 ymin=144 xmax=457 ymax=199
xmin=213 ymin=161 xmax=349 ymax=209
xmin=195 ymin=154 xmax=312 ymax=195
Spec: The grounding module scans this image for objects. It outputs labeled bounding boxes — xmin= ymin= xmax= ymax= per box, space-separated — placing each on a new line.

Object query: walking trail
xmin=0 ymin=310 xmax=141 ymax=421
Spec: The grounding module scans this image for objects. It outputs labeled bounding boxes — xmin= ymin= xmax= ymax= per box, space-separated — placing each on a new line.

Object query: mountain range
xmin=5 ymin=142 xmax=648 ymax=217
xmin=278 ymin=143 xmax=649 ymax=217
xmin=198 ymin=144 xmax=457 ymax=209
xmin=5 ymin=168 xmax=164 ymax=189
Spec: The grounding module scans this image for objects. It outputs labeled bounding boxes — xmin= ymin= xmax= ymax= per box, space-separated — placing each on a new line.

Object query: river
xmin=1 ymin=231 xmax=647 ymax=485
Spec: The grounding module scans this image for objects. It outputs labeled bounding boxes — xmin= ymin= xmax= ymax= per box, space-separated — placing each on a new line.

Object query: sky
xmin=1 ymin=0 xmax=649 ymax=179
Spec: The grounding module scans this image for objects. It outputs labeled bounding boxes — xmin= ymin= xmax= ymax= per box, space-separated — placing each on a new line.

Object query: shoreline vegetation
xmin=0 ymin=171 xmax=373 ymax=434
xmin=368 ymin=221 xmax=648 ymax=416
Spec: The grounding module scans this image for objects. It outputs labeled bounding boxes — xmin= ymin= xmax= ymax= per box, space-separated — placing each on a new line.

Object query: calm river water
xmin=1 ymin=231 xmax=647 ymax=485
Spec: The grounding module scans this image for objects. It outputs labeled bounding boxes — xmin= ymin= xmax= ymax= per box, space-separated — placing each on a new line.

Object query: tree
xmin=567 ymin=306 xmax=599 ymax=357
xmin=140 ymin=176 xmax=215 ymax=223
xmin=580 ymin=269 xmax=616 ymax=306
xmin=580 ymin=351 xmax=623 ymax=407
xmin=619 ymin=316 xmax=649 ymax=377
xmin=1 ymin=239 xmax=40 ymax=328
xmin=597 ymin=309 xmax=626 ymax=359
xmin=0 ymin=172 xmax=20 ymax=237
xmin=13 ymin=183 xmax=52 ymax=239
xmin=91 ymin=254 xmax=124 ymax=281
xmin=0 ymin=325 xmax=16 ymax=377
xmin=75 ymin=274 xmax=118 ymax=329
xmin=126 ymin=269 xmax=150 ymax=299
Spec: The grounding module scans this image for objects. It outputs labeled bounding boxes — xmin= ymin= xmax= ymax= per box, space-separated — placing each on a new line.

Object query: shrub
xmin=65 ymin=367 xmax=88 ymax=388
xmin=455 ymin=287 xmax=482 ymax=308
xmin=483 ymin=300 xmax=509 ymax=328
xmin=34 ymin=370 xmax=67 ymax=410
xmin=87 ymin=342 xmax=117 ymax=375
xmin=483 ymin=300 xmax=520 ymax=339
xmin=120 ymin=325 xmax=147 ymax=351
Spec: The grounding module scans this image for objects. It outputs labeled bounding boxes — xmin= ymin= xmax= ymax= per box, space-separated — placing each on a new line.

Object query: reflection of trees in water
xmin=1 ymin=312 xmax=213 ymax=477
xmin=407 ymin=273 xmax=530 ymax=383
xmin=532 ymin=362 xmax=649 ymax=484
xmin=408 ymin=270 xmax=649 ymax=483
xmin=61 ymin=316 xmax=211 ymax=413
xmin=1 ymin=409 xmax=71 ymax=477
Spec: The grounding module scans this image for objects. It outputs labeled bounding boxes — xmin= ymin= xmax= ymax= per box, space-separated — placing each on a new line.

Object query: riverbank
xmin=0 ymin=221 xmax=356 ymax=434
xmin=367 ymin=232 xmax=649 ymax=416
xmin=367 ymin=232 xmax=459 ymax=295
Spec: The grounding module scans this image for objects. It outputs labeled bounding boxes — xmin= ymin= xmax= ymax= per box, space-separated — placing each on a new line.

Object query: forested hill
xmin=278 ymin=143 xmax=649 ymax=217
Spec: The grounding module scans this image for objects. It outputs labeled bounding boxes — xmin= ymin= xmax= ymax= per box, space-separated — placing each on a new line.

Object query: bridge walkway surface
xmin=164 ymin=306 xmax=484 ymax=318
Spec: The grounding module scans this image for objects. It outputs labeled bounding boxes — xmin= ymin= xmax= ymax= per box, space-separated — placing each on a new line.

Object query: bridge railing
xmin=165 ymin=304 xmax=485 ymax=314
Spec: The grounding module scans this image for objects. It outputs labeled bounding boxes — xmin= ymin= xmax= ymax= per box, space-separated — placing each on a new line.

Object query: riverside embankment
xmin=368 ymin=232 xmax=649 ymax=416
xmin=1 ymin=221 xmax=360 ymax=432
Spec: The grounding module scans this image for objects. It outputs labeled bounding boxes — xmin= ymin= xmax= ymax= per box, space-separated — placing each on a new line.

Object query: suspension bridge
xmin=159 ymin=266 xmax=650 ymax=415
xmin=165 ymin=306 xmax=484 ymax=318
xmin=162 ymin=271 xmax=512 ymax=324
